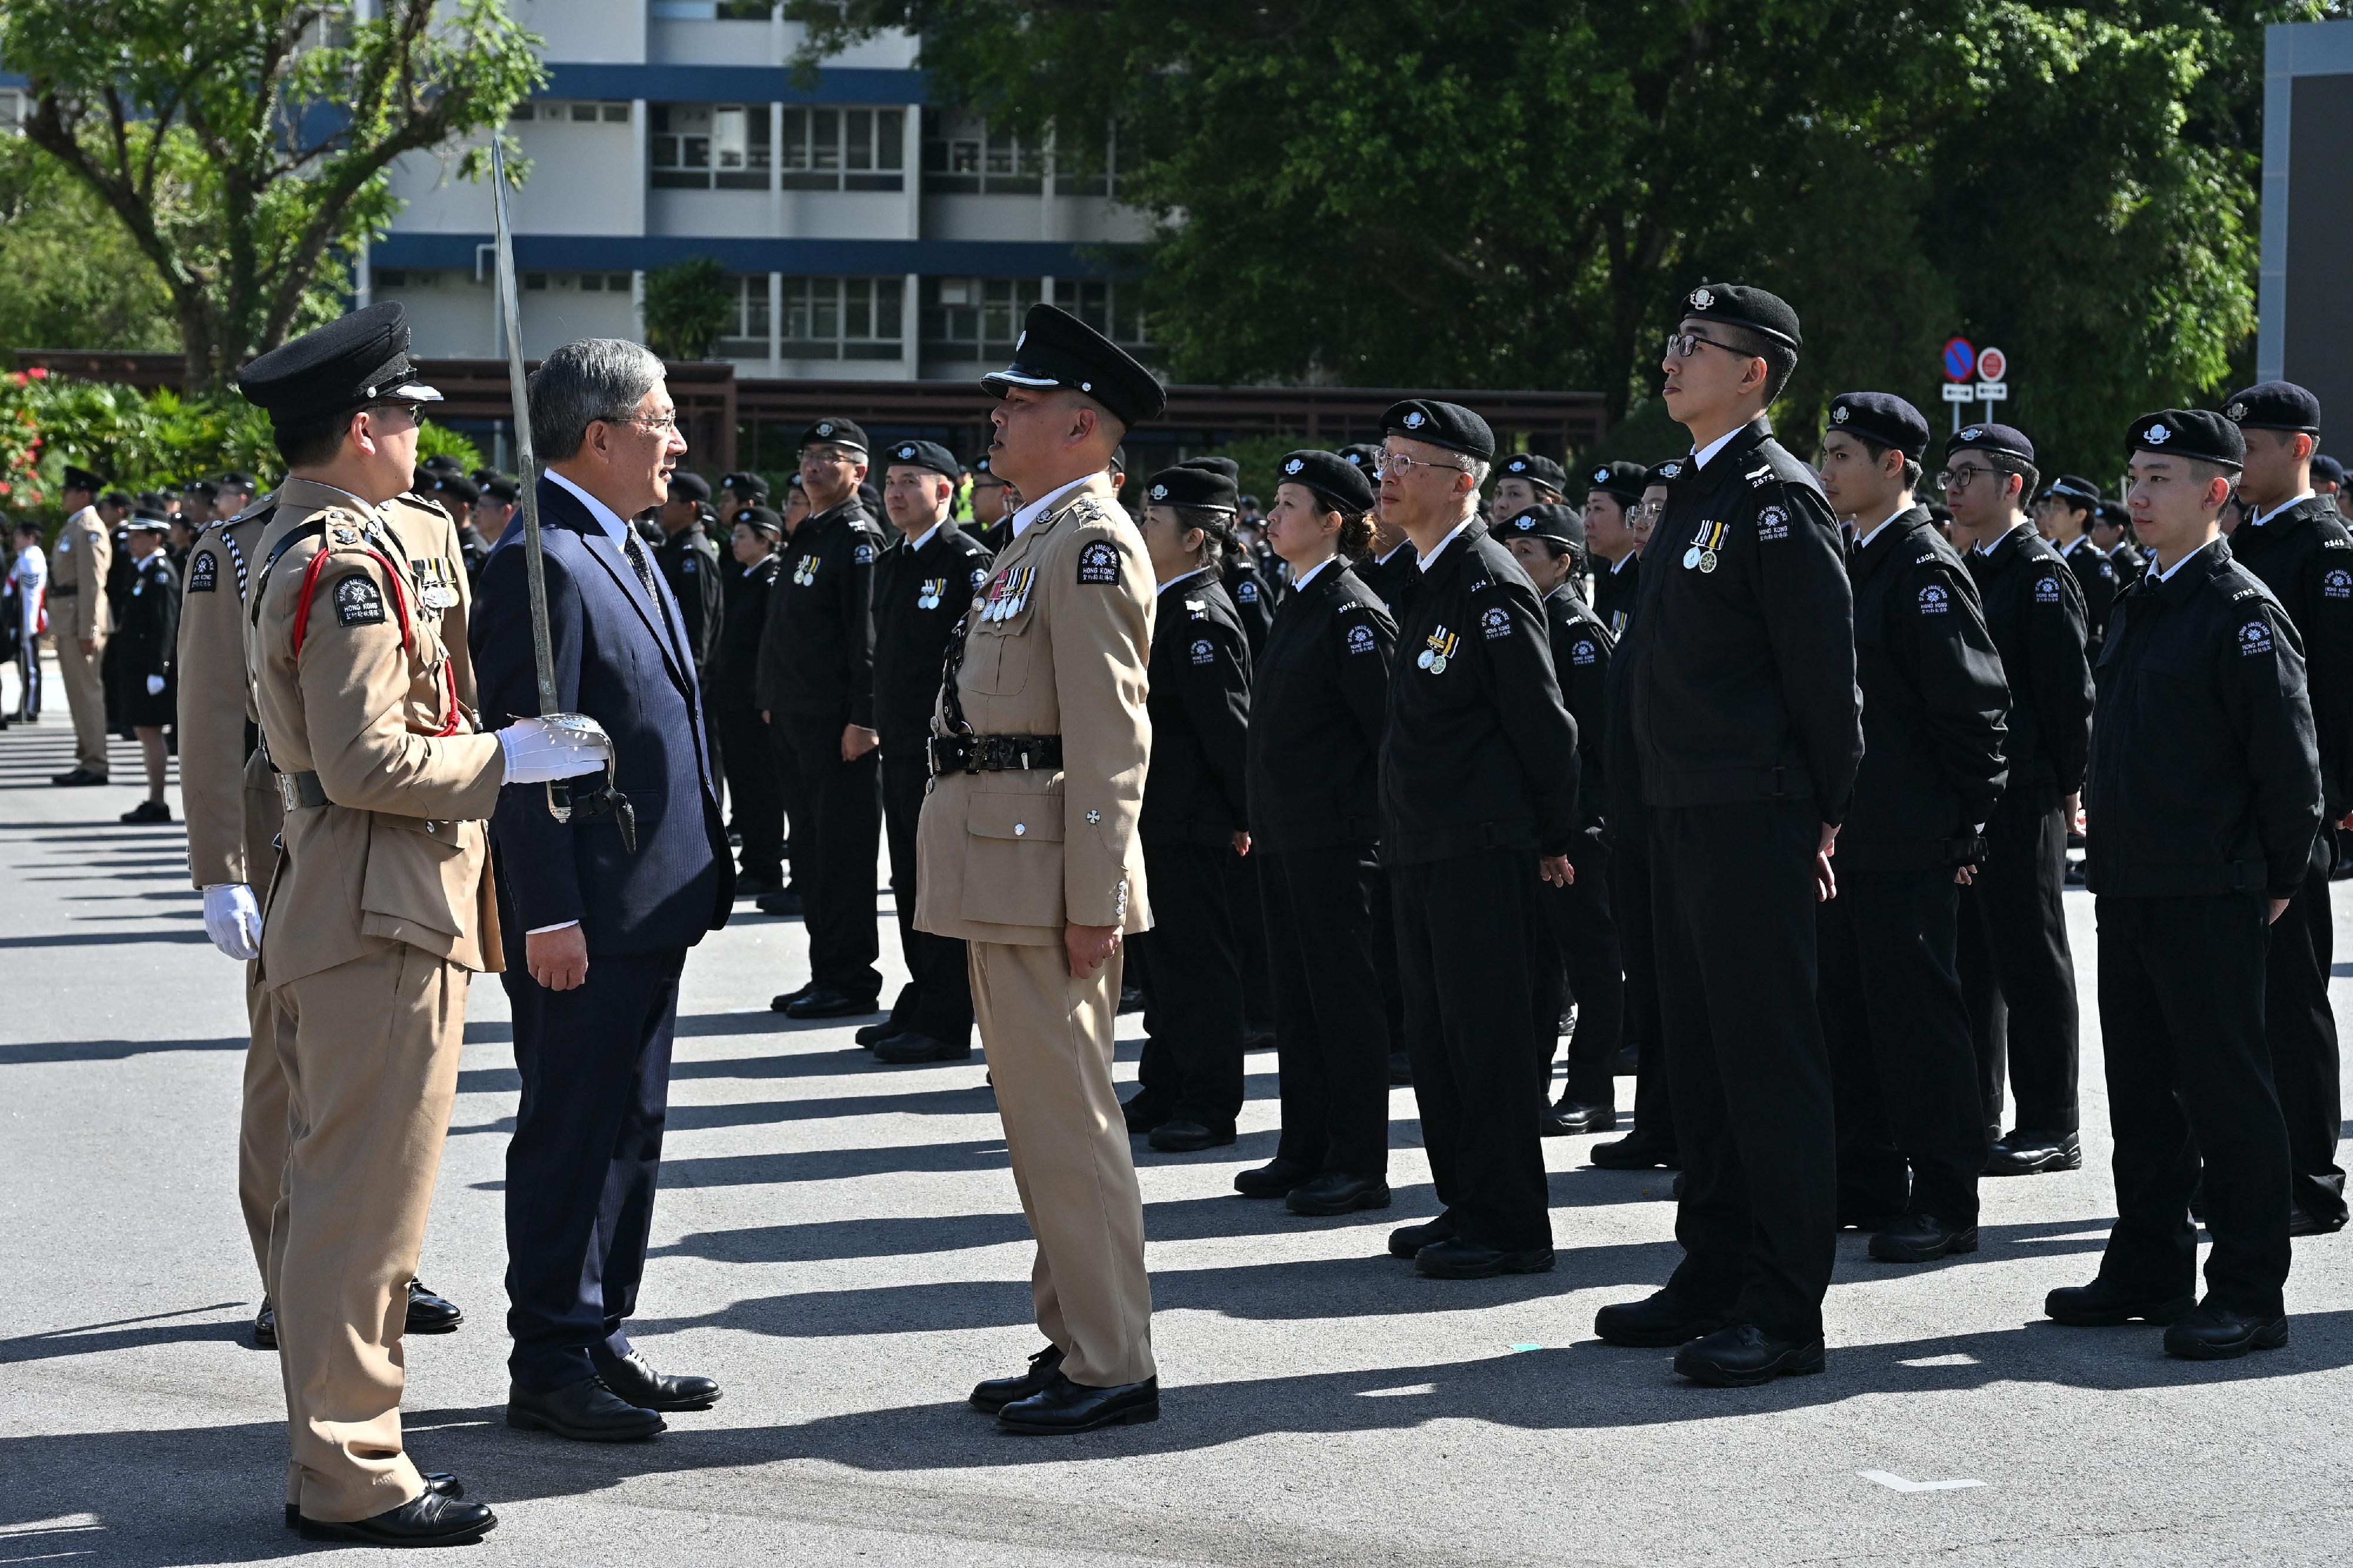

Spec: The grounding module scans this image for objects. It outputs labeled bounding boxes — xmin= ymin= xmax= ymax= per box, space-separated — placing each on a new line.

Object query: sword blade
xmin=489 ymin=139 xmax=562 ymax=722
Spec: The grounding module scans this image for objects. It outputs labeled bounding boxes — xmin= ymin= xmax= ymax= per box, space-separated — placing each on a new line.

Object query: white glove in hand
xmin=201 ymin=883 xmax=263 ymax=960
xmin=145 ymin=674 xmax=165 ymax=695
xmin=499 ymin=715 xmax=613 ymax=784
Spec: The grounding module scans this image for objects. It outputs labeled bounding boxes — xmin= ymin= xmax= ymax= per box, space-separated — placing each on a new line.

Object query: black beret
xmin=1143 ymin=465 xmax=1238 ymax=513
xmin=1381 ymin=399 xmax=1495 ymax=461
xmin=666 ymin=470 xmax=711 ymax=503
xmin=1275 ymin=449 xmax=1375 ymax=515
xmin=1337 ymin=443 xmax=1382 ymax=475
xmin=2096 ymin=499 xmax=2129 ymax=529
xmin=1179 ymin=455 xmax=1242 ymax=483
xmin=432 ymin=472 xmax=479 ymax=506
xmin=1827 ymin=392 xmax=1930 ymax=462
xmin=799 ymin=416 xmax=869 ymax=454
xmin=470 ymin=466 xmax=501 ymax=487
xmin=2045 ymin=474 xmax=2102 ymax=509
xmin=2315 ymin=455 xmax=2345 ymax=486
xmin=1499 ymin=503 xmax=1585 ymax=554
xmin=881 ymin=439 xmax=959 ymax=479
xmin=981 ymin=302 xmax=1166 ymax=428
xmin=126 ymin=508 xmax=172 ymax=532
xmin=1645 ymin=458 xmax=1689 ymax=488
xmin=481 ymin=476 xmax=520 ymax=505
xmin=1496 ymin=453 xmax=1568 ymax=493
xmin=1678 ymin=282 xmax=1802 ymax=351
xmin=737 ymin=505 xmax=784 ymax=537
xmin=421 ymin=453 xmax=462 ymax=476
xmin=181 ymin=478 xmax=220 ymax=501
xmin=236 ymin=301 xmax=442 ymax=423
xmin=62 ymin=465 xmax=104 ymax=493
xmin=218 ymin=471 xmax=256 ymax=491
xmin=2126 ymin=408 xmax=2244 ymax=471
xmin=722 ymin=471 xmax=770 ymax=499
xmin=787 ymin=473 xmax=805 ymax=491
xmin=969 ymin=452 xmax=1001 ymax=480
xmin=1944 ymin=422 xmax=2035 ymax=464
xmin=2224 ymin=381 xmax=2321 ymax=435
xmin=1584 ymin=459 xmax=1649 ymax=505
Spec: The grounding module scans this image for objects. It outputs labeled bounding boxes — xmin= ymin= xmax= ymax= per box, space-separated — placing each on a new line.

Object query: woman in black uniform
xmin=1234 ymin=450 xmax=1400 ymax=1215
xmin=114 ymin=509 xmax=179 ymax=824
xmin=1120 ymin=464 xmax=1255 ymax=1153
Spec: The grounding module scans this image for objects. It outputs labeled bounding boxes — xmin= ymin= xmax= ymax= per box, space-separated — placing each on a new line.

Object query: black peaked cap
xmin=981 ymin=302 xmax=1166 ymax=427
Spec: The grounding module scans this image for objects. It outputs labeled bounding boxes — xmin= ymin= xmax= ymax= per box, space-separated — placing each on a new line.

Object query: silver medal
xmin=1429 ymin=654 xmax=1448 ymax=674
xmin=1417 ymin=647 xmax=1435 ymax=670
xmin=1682 ymin=545 xmax=1702 ymax=569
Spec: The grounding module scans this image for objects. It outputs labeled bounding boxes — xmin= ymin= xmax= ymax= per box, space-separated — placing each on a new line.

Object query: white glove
xmin=201 ymin=883 xmax=263 ymax=960
xmin=145 ymin=674 xmax=165 ymax=695
xmin=498 ymin=715 xmax=613 ymax=785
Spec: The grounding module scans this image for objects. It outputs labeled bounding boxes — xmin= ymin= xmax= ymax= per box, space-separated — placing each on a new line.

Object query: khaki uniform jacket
xmin=49 ymin=505 xmax=112 ymax=640
xmin=248 ymin=479 xmax=505 ymax=989
xmin=915 ymin=472 xmax=1155 ymax=946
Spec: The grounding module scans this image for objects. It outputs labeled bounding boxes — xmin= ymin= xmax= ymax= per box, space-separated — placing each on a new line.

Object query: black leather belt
xmin=929 ymin=733 xmax=1063 ymax=775
xmin=275 ymin=770 xmax=328 ymax=811
xmin=48 ymin=585 xmax=75 ymax=596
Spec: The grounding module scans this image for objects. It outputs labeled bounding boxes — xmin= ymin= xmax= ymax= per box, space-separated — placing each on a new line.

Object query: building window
xmin=651 ymin=1 xmax=775 ymax=17
xmin=1052 ymin=124 xmax=1119 ymax=196
xmin=577 ymin=273 xmax=634 ymax=293
xmin=1052 ymin=279 xmax=1146 ymax=348
xmin=920 ymin=277 xmax=1041 ymax=361
xmin=922 ymin=111 xmax=1042 ymax=195
xmin=781 ymin=108 xmax=905 ymax=192
xmin=513 ymin=99 xmax=629 ymax=124
xmin=782 ymin=277 xmax=905 ymax=361
xmin=373 ymin=269 xmax=446 ymax=290
xmin=716 ymin=275 xmax=772 ymax=359
xmin=0 ymin=89 xmax=27 ymax=136
xmin=651 ymin=104 xmax=770 ymax=190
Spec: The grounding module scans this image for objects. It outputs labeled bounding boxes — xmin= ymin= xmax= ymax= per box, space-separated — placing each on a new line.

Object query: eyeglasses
xmin=1377 ymin=451 xmax=1472 ymax=479
xmin=1936 ymin=465 xmax=1997 ymax=493
xmin=602 ymin=412 xmax=681 ymax=436
xmin=801 ymin=446 xmax=860 ymax=466
xmin=1662 ymin=331 xmax=1750 ymax=361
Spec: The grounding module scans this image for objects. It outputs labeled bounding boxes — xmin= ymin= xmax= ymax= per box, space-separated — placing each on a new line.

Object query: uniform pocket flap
xmin=967 ymin=792 xmax=1064 ymax=843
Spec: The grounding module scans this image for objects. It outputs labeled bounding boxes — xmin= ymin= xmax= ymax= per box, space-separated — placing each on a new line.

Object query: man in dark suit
xmin=472 ymin=339 xmax=734 ymax=1444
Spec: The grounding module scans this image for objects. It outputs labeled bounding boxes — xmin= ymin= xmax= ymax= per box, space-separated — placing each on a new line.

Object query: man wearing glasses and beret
xmin=2035 ymin=475 xmax=2122 ymax=661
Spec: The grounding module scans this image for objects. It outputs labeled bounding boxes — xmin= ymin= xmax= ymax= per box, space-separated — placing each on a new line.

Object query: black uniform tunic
xmin=1244 ymin=557 xmax=1396 ymax=1178
xmin=1356 ymin=541 xmax=1419 ymax=616
xmin=1592 ymin=551 xmax=1640 ymax=639
xmin=2058 ymin=533 xmax=2120 ymax=661
xmin=656 ymin=521 xmax=725 ymax=675
xmin=1219 ymin=547 xmax=1279 ymax=1031
xmin=1601 ymin=533 xmax=1675 ymax=1158
xmin=714 ymin=552 xmax=784 ymax=882
xmin=2085 ymin=538 xmax=2321 ymax=1315
xmin=1531 ymin=583 xmax=1625 ymax=1109
xmin=113 ymin=549 xmax=179 ymax=728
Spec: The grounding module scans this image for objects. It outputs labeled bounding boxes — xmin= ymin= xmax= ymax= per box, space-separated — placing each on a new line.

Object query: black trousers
xmin=1959 ymin=782 xmax=2079 ymax=1136
xmin=1651 ymin=800 xmax=1837 ymax=1340
xmin=1613 ymin=831 xmax=1677 ymax=1150
xmin=881 ymin=748 xmax=973 ymax=1044
xmin=716 ymin=695 xmax=783 ymax=880
xmin=1228 ymin=852 xmax=1274 ymax=1029
xmin=1369 ymin=866 xmax=1408 ymax=1059
xmin=1131 ymin=838 xmax=1248 ymax=1128
xmin=1391 ymin=849 xmax=1551 ymax=1252
xmin=1819 ymin=855 xmax=1986 ymax=1226
xmin=1260 ymin=845 xmax=1391 ymax=1177
xmin=764 ymin=715 xmax=809 ymax=885
xmin=2267 ymin=838 xmax=2345 ymax=1227
xmin=2095 ymin=893 xmax=2291 ymax=1316
xmin=1533 ymin=836 xmax=1624 ymax=1103
xmin=501 ymin=943 xmax=687 ymax=1393
xmin=781 ymin=709 xmax=881 ymax=999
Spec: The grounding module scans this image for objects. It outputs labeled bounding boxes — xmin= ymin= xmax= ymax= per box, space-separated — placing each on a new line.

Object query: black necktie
xmin=622 ymin=529 xmax=660 ymax=600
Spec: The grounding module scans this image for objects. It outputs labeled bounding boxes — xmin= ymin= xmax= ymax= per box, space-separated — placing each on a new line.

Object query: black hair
xmin=1984 ymin=452 xmax=2041 ymax=504
xmin=1717 ymin=322 xmax=1799 ymax=405
xmin=1852 ymin=435 xmax=1925 ymax=493
xmin=274 ymin=410 xmax=354 ymax=469
xmin=1166 ymin=502 xmax=1237 ymax=568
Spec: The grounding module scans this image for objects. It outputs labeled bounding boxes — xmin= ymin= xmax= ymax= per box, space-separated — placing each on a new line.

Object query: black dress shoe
xmin=1589 ymin=1133 xmax=1679 ymax=1170
xmin=756 ymin=888 xmax=805 ymax=916
xmin=505 ymin=1374 xmax=667 ymax=1442
xmin=597 ymin=1350 xmax=722 ymax=1411
xmin=1121 ymin=1092 xmax=1172 ymax=1135
xmin=2044 ymin=1278 xmax=2197 ymax=1327
xmin=1414 ymin=1236 xmax=1554 ymax=1279
xmin=404 ymin=1279 xmax=463 ymax=1335
xmin=119 ymin=799 xmax=172 ymax=823
xmin=295 ymin=1490 xmax=495 ymax=1545
xmin=1548 ymin=1097 xmax=1617 ymax=1136
xmin=1985 ymin=1128 xmax=2081 ymax=1176
xmin=771 ymin=982 xmax=815 ymax=1012
xmin=1594 ymin=1288 xmax=1729 ymax=1348
xmin=1116 ymin=983 xmax=1145 ymax=1014
xmin=1234 ymin=1157 xmax=1315 ymax=1198
xmin=854 ymin=1019 xmax=899 ymax=1047
xmin=1868 ymin=1213 xmax=1979 ymax=1263
xmin=50 ymin=768 xmax=108 ymax=786
xmin=784 ymin=985 xmax=881 ymax=1019
xmin=2162 ymin=1302 xmax=2288 ymax=1360
xmin=969 ymin=1343 xmax=1065 ymax=1412
xmin=2288 ymin=1202 xmax=2344 ymax=1237
xmin=288 ymin=1473 xmax=461 ymax=1527
xmin=1286 ymin=1172 xmax=1391 ymax=1216
xmin=1672 ymin=1323 xmax=1826 ymax=1386
xmin=996 ymin=1370 xmax=1159 ymax=1434
xmin=1386 ymin=1049 xmax=1413 ymax=1086
xmin=1387 ymin=1212 xmax=1455 ymax=1259
xmin=252 ymin=1298 xmax=276 ymax=1349
xmin=874 ymin=1030 xmax=972 ymax=1063
xmin=1147 ymin=1119 xmax=1236 ymax=1153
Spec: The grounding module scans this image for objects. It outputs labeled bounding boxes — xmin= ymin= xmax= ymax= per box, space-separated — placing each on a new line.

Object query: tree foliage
xmin=643 ymin=257 xmax=738 ymax=363
xmin=0 ymin=139 xmax=179 ymax=360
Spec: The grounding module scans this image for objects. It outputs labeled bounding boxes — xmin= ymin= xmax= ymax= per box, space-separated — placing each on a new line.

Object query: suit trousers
xmin=970 ymin=939 xmax=1155 ymax=1386
xmin=782 ymin=710 xmax=882 ymax=999
xmin=265 ymin=943 xmax=465 ymax=1523
xmin=1960 ymin=782 xmax=2080 ymax=1136
xmin=1651 ymin=800 xmax=1837 ymax=1340
xmin=55 ymin=630 xmax=108 ymax=773
xmin=1259 ymin=845 xmax=1391 ymax=1177
xmin=501 ymin=943 xmax=687 ymax=1393
xmin=1131 ymin=838 xmax=1247 ymax=1129
xmin=882 ymin=749 xmax=974 ymax=1044
xmin=2095 ymin=893 xmax=2291 ymax=1315
xmin=2268 ymin=838 xmax=2346 ymax=1227
xmin=1818 ymin=855 xmax=1986 ymax=1226
xmin=238 ymin=960 xmax=298 ymax=1281
xmin=718 ymin=696 xmax=784 ymax=879
xmin=1391 ymin=850 xmax=1552 ymax=1252
xmin=1612 ymin=832 xmax=1676 ymax=1151
xmin=1533 ymin=840 xmax=1625 ymax=1104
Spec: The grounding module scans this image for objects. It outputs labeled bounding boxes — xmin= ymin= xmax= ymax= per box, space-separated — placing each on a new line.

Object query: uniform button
xmin=1014 ymin=823 xmax=1026 ymax=836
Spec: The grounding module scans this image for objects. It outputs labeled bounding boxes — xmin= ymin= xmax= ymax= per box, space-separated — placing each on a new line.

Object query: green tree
xmin=0 ymin=138 xmax=179 ymax=358
xmin=642 ymin=257 xmax=737 ymax=363
xmin=1 ymin=0 xmax=544 ymax=390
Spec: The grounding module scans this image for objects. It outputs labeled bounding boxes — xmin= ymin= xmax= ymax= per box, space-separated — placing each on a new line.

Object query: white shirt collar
xmin=2154 ymin=538 xmax=2220 ymax=582
xmin=1609 ymin=551 xmax=1635 ymax=575
xmin=1973 ymin=521 xmax=2029 ymax=557
xmin=1375 ymin=539 xmax=1412 ymax=566
xmin=1289 ymin=556 xmax=1335 ymax=592
xmin=1851 ymin=501 xmax=1912 ymax=551
xmin=1418 ymin=515 xmax=1476 ymax=572
xmin=545 ymin=467 xmax=633 ymax=546
xmin=1008 ymin=475 xmax=1093 ymax=540
xmin=2249 ymin=489 xmax=2316 ymax=529
xmin=1690 ymin=426 xmax=1743 ymax=471
xmin=1156 ymin=565 xmax=1214 ymax=597
xmin=908 ymin=521 xmax=942 ymax=553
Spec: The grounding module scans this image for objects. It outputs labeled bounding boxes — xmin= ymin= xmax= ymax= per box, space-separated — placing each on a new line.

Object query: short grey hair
xmin=529 ymin=338 xmax=666 ymax=461
xmin=1468 ymin=456 xmax=1492 ymax=488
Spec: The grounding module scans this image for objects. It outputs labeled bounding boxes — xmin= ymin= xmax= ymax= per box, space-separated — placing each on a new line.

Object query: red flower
xmin=26 ymin=366 xmax=48 ymax=379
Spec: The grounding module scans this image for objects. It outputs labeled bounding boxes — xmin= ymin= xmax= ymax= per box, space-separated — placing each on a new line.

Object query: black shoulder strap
xmin=246 ymin=519 xmax=329 ymax=630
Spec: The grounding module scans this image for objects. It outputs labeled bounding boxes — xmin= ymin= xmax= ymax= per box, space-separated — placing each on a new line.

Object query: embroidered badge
xmin=1569 ymin=638 xmax=1597 ymax=665
xmin=2240 ymin=620 xmax=2274 ymax=656
xmin=334 ymin=575 xmax=385 ymax=627
xmin=1481 ymin=605 xmax=1512 ymax=640
xmin=2324 ymin=568 xmax=2352 ymax=600
xmin=2144 ymin=423 xmax=2171 ymax=446
xmin=1744 ymin=463 xmax=1775 ymax=489
xmin=852 ymin=541 xmax=876 ymax=565
xmin=188 ymin=551 xmax=218 ymax=593
xmin=1076 ymin=540 xmax=1121 ymax=584
xmin=1346 ymin=623 xmax=1377 ymax=655
xmin=1919 ymin=583 xmax=1949 ymax=615
xmin=1190 ymin=638 xmax=1215 ymax=665
xmin=1285 ymin=457 xmax=1305 ymax=475
xmin=682 ymin=556 xmax=696 ymax=573
xmin=1756 ymin=506 xmax=1789 ymax=542
xmin=971 ymin=566 xmax=990 ymax=589
xmin=1237 ymin=578 xmax=1258 ymax=603
xmin=2033 ymin=575 xmax=2062 ymax=603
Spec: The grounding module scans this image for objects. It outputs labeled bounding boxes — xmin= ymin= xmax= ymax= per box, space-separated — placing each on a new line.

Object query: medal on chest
xmin=1416 ymin=625 xmax=1458 ymax=673
xmin=411 ymin=555 xmax=458 ymax=613
xmin=1683 ymin=521 xmax=1726 ymax=573
xmin=792 ymin=553 xmax=821 ymax=586
xmin=982 ymin=564 xmax=1035 ymax=622
xmin=916 ymin=576 xmax=946 ymax=610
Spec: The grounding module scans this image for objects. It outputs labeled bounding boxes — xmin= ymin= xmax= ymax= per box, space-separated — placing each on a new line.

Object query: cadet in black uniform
xmin=718 ymin=471 xmax=768 ymax=530
xmin=2092 ymin=501 xmax=2141 ymax=587
xmin=2222 ymin=381 xmax=2352 ymax=1233
xmin=1338 ymin=441 xmax=1415 ymax=1085
xmin=715 ymin=506 xmax=785 ymax=895
xmin=1178 ymin=456 xmax=1277 ymax=655
xmin=654 ymin=471 xmax=727 ymax=802
xmin=868 ymin=440 xmax=995 ymax=1063
xmin=1584 ymin=461 xmax=1647 ymax=634
xmin=1235 ymin=449 xmax=1397 ymax=1215
xmin=1373 ymin=399 xmax=1581 ymax=1280
xmin=1490 ymin=453 xmax=1568 ymax=524
xmin=1814 ymin=393 xmax=2011 ymax=1262
xmin=2050 ymin=408 xmax=2321 ymax=1359
xmin=968 ymin=452 xmax=1015 ymax=554
xmin=2037 ymin=475 xmax=2121 ymax=660
xmin=1944 ymin=424 xmax=2095 ymax=1175
xmin=1120 ymin=464 xmax=1254 ymax=1152
xmin=1596 ymin=285 xmax=1861 ymax=1387
xmin=755 ymin=417 xmax=887 ymax=1016
xmin=113 ymin=509 xmax=179 ymax=823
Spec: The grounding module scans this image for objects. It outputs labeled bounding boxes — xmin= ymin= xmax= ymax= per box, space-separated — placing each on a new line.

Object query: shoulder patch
xmin=2322 ymin=566 xmax=2352 ymax=600
xmin=851 ymin=540 xmax=877 ymax=565
xmin=1345 ymin=622 xmax=1378 ymax=655
xmin=1189 ymin=636 xmax=1215 ymax=665
xmin=1919 ymin=583 xmax=1950 ymax=615
xmin=1480 ymin=605 xmax=1513 ymax=640
xmin=1569 ymin=636 xmax=1598 ymax=664
xmin=1744 ymin=463 xmax=1776 ymax=489
xmin=188 ymin=550 xmax=218 ymax=594
xmin=682 ymin=555 xmax=697 ymax=573
xmin=1755 ymin=505 xmax=1789 ymax=541
xmin=2240 ymin=619 xmax=2275 ymax=658
xmin=970 ymin=565 xmax=991 ymax=589
xmin=1076 ymin=539 xmax=1121 ymax=585
xmin=334 ymin=573 xmax=386 ymax=628
xmin=2033 ymin=573 xmax=2062 ymax=603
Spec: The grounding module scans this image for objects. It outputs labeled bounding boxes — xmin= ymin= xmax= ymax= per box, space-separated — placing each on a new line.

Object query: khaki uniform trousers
xmin=969 ymin=940 xmax=1155 ymax=1387
xmin=54 ymin=632 xmax=109 ymax=774
xmin=236 ymin=963 xmax=297 ymax=1281
xmin=264 ymin=942 xmax=467 ymax=1523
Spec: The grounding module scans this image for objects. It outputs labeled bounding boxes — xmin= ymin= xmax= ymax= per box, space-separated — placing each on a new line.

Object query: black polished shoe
xmin=597 ymin=1350 xmax=721 ymax=1411
xmin=1120 ymin=1092 xmax=1171 ymax=1135
xmin=1388 ymin=1212 xmax=1455 ymax=1259
xmin=734 ymin=871 xmax=778 ymax=897
xmin=288 ymin=1473 xmax=461 ymax=1527
xmin=2044 ymin=1278 xmax=2197 ymax=1327
xmin=404 ymin=1279 xmax=462 ymax=1335
xmin=2162 ymin=1302 xmax=2288 ymax=1360
xmin=1234 ymin=1157 xmax=1315 ymax=1199
xmin=1116 ymin=983 xmax=1145 ymax=1015
xmin=1547 ymin=1097 xmax=1617 ymax=1136
xmin=1386 ymin=1049 xmax=1413 ymax=1086
xmin=505 ymin=1374 xmax=667 ymax=1442
xmin=854 ymin=1019 xmax=899 ymax=1047
xmin=874 ymin=1030 xmax=972 ymax=1063
xmin=785 ymin=985 xmax=881 ymax=1020
xmin=770 ymin=982 xmax=815 ymax=1012
xmin=50 ymin=768 xmax=108 ymax=786
xmin=252 ymin=1298 xmax=276 ymax=1350
xmin=1286 ymin=1172 xmax=1391 ymax=1217
xmin=969 ymin=1343 xmax=1065 ymax=1412
xmin=1985 ymin=1128 xmax=2082 ymax=1176
xmin=2288 ymin=1201 xmax=2345 ymax=1237
xmin=119 ymin=799 xmax=172 ymax=824
xmin=1672 ymin=1323 xmax=1826 ymax=1387
xmin=996 ymin=1370 xmax=1160 ymax=1434
xmin=755 ymin=887 xmax=805 ymax=916
xmin=1589 ymin=1133 xmax=1679 ymax=1170
xmin=1868 ymin=1213 xmax=1979 ymax=1263
xmin=295 ymin=1490 xmax=495 ymax=1545
xmin=1147 ymin=1119 xmax=1237 ymax=1153
xmin=1414 ymin=1236 xmax=1554 ymax=1279
xmin=1594 ymin=1288 xmax=1729 ymax=1348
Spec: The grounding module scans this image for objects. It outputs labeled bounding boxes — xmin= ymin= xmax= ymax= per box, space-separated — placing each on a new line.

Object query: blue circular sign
xmin=1942 ymin=337 xmax=1975 ymax=382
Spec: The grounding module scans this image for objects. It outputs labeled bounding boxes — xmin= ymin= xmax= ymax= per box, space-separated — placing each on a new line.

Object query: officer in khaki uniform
xmin=47 ymin=464 xmax=115 ymax=785
xmin=916 ymin=303 xmax=1165 ymax=1434
xmin=235 ymin=303 xmax=607 ymax=1547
